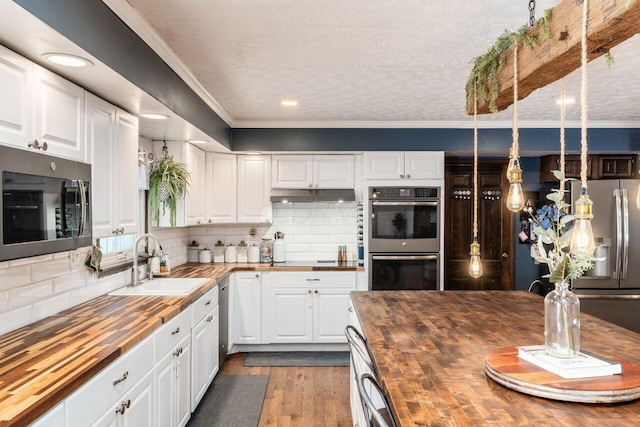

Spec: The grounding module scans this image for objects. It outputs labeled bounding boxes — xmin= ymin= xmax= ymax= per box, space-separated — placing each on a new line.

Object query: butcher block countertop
xmin=0 ymin=261 xmax=361 ymax=426
xmin=351 ymin=291 xmax=640 ymax=427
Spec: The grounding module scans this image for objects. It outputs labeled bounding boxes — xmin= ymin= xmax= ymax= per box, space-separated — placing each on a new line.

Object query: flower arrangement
xmin=524 ymin=171 xmax=594 ymax=284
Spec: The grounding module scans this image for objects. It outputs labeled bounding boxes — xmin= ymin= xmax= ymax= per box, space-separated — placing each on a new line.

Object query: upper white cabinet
xmin=364 ymin=151 xmax=444 ymax=180
xmin=272 ymin=154 xmax=355 ymax=189
xmin=237 ymin=155 xmax=272 ymax=223
xmin=152 ymin=141 xmax=206 ymax=227
xmin=204 ymin=153 xmax=237 ymax=224
xmin=0 ymin=46 xmax=85 ymax=161
xmin=185 ymin=143 xmax=206 ymax=226
xmin=0 ymin=45 xmax=33 ymax=149
xmin=87 ymin=93 xmax=139 ymax=238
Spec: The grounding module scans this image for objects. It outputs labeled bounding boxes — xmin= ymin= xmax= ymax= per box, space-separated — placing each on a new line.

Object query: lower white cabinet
xmin=92 ymin=370 xmax=155 ymax=427
xmin=30 ymin=402 xmax=64 ymax=427
xmin=231 ymin=272 xmax=264 ymax=345
xmin=155 ymin=309 xmax=192 ymax=427
xmin=267 ymin=272 xmax=355 ymax=344
xmin=65 ymin=334 xmax=154 ymax=426
xmin=191 ymin=286 xmax=220 ymax=411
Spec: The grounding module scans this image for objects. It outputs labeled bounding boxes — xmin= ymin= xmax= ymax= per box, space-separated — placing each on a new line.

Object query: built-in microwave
xmin=0 ymin=145 xmax=91 ymax=261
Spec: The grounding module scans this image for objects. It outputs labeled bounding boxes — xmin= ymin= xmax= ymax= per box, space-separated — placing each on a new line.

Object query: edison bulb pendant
xmin=506 ymin=159 xmax=524 ymax=213
xmin=570 ymin=191 xmax=596 ymax=256
xmin=469 ymin=240 xmax=483 ymax=278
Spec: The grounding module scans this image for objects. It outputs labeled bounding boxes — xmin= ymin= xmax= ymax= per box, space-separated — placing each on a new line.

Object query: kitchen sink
xmin=109 ymin=278 xmax=209 ymax=296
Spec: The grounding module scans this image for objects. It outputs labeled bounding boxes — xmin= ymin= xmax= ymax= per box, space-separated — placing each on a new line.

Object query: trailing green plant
xmin=604 ymin=50 xmax=615 ymax=71
xmin=466 ymin=8 xmax=553 ymax=114
xmin=148 ymin=155 xmax=190 ymax=227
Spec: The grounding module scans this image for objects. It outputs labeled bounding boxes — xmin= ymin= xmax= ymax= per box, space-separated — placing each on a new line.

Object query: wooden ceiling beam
xmin=469 ymin=0 xmax=640 ymax=115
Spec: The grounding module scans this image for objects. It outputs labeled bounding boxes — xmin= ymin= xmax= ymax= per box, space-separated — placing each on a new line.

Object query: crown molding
xmin=101 ymin=0 xmax=235 ymax=127
xmin=233 ymin=120 xmax=640 ymax=129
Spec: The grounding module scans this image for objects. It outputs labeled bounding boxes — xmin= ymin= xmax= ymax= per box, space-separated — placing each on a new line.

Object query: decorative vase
xmin=544 ymin=282 xmax=580 ymax=358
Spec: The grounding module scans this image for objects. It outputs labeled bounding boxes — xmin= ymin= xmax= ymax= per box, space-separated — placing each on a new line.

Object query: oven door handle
xmin=372 ymin=255 xmax=438 ymax=261
xmin=371 ymin=201 xmax=438 ymax=207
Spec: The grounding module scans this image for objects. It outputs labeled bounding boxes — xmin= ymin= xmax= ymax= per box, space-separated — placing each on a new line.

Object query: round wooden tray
xmin=485 ymin=346 xmax=640 ymax=403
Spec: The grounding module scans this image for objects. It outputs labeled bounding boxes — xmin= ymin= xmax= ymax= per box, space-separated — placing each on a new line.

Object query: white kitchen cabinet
xmin=231 ymin=272 xmax=264 ymax=344
xmin=152 ymin=141 xmax=205 ymax=227
xmin=65 ymin=334 xmax=154 ymax=426
xmin=87 ymin=93 xmax=139 ymax=238
xmin=268 ymin=287 xmax=313 ymax=343
xmin=30 ymin=402 xmax=64 ymax=427
xmin=237 ymin=155 xmax=272 ymax=223
xmin=0 ymin=45 xmax=33 ymax=150
xmin=0 ymin=46 xmax=85 ymax=161
xmin=363 ymin=151 xmax=443 ymax=180
xmin=272 ymin=154 xmax=354 ymax=189
xmin=92 ymin=370 xmax=154 ymax=427
xmin=155 ymin=309 xmax=192 ymax=427
xmin=191 ymin=287 xmax=219 ymax=411
xmin=33 ymin=65 xmax=85 ymax=161
xmin=204 ymin=152 xmax=237 ymax=224
xmin=185 ymin=143 xmax=206 ymax=226
xmin=267 ymin=272 xmax=355 ymax=344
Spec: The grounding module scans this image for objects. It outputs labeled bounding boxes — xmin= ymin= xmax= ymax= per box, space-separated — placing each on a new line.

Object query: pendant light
xmin=570 ymin=0 xmax=596 ymax=256
xmin=506 ymin=44 xmax=525 ymax=213
xmin=469 ymin=81 xmax=483 ymax=279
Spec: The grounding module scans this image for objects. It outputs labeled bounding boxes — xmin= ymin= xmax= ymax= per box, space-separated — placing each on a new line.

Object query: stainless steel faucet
xmin=131 ymin=233 xmax=161 ymax=286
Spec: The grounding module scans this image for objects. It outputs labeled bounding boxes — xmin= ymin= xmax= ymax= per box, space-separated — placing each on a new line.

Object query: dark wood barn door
xmin=444 ymin=159 xmax=514 ymax=290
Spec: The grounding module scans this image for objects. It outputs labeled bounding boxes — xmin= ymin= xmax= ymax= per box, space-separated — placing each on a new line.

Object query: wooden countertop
xmin=0 ymin=262 xmax=361 ymax=426
xmin=351 ymin=291 xmax=640 ymax=427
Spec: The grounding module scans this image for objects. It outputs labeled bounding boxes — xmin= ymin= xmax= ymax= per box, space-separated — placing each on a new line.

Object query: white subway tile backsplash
xmin=53 ymin=271 xmax=88 ymax=294
xmin=33 ymin=293 xmax=71 ymax=320
xmin=9 ymin=279 xmax=53 ymax=309
xmin=0 ymin=265 xmax=32 ymax=292
xmin=0 ymin=306 xmax=32 ymax=335
xmin=98 ymin=273 xmax=126 ymax=294
xmin=8 ymin=254 xmax=53 ymax=267
xmin=0 ymin=291 xmax=7 ymax=311
xmin=70 ymin=283 xmax=102 ymax=307
xmin=32 ymin=259 xmax=71 ymax=283
xmin=312 ymin=225 xmax=345 ymax=234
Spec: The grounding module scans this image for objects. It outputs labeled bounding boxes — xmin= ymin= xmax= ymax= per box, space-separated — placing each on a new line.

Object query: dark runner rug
xmin=243 ymin=351 xmax=350 ymax=367
xmin=187 ymin=375 xmax=269 ymax=427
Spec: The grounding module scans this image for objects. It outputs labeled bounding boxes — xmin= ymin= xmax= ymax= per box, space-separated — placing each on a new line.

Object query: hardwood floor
xmin=220 ymin=353 xmax=352 ymax=427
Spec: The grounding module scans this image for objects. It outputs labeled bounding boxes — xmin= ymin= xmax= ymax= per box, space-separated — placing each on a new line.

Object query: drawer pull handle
xmin=171 ymin=327 xmax=180 ymax=335
xmin=113 ymin=371 xmax=129 ymax=386
xmin=207 ymin=316 xmax=213 ymax=323
xmin=306 ymin=278 xmax=320 ymax=282
xmin=205 ymin=300 xmax=211 ymax=306
xmin=348 ymin=307 xmax=353 ymax=312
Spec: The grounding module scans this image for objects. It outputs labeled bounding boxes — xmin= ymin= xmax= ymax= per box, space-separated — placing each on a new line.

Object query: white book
xmin=517 ymin=345 xmax=622 ymax=379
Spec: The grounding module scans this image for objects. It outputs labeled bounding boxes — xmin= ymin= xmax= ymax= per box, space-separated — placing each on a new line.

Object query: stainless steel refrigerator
xmin=571 ymin=180 xmax=640 ymax=333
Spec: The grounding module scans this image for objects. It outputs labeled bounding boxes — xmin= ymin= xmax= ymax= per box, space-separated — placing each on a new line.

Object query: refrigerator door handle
xmin=614 ymin=189 xmax=622 ymax=280
xmin=622 ymin=188 xmax=630 ymax=280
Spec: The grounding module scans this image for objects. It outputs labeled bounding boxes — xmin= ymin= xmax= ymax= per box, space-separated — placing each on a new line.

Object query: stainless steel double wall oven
xmin=368 ymin=186 xmax=440 ymax=290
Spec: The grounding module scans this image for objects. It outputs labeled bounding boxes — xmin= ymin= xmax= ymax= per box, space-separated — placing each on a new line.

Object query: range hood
xmin=270 ymin=189 xmax=356 ymax=203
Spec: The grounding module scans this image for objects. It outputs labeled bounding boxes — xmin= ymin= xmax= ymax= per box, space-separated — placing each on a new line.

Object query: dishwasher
xmin=218 ymin=276 xmax=229 ymax=368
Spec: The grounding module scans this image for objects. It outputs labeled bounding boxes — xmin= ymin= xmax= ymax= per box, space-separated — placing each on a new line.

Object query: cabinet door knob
xmin=308 ymin=289 xmax=312 ymax=294
xmin=309 ymin=183 xmax=313 ymax=188
xmin=502 ymin=253 xmax=509 ymax=259
xmin=314 ymin=290 xmax=318 ymax=294
xmin=255 ymin=274 xmax=260 ymax=278
xmin=208 ymin=219 xmax=212 ymax=223
xmin=400 ymin=174 xmax=404 ymax=179
xmin=406 ymin=174 xmax=411 ymax=179
xmin=41 ymin=141 xmax=48 ymax=151
xmin=348 ymin=307 xmax=353 ymax=312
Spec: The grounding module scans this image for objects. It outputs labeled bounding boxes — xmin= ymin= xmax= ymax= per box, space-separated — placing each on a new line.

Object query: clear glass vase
xmin=544 ymin=282 xmax=580 ymax=358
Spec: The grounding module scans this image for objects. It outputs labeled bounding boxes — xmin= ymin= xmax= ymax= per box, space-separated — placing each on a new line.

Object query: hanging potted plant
xmin=148 ymin=154 xmax=190 ymax=227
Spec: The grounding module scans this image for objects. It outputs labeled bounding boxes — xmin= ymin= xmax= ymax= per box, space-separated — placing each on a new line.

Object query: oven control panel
xmin=370 ymin=187 xmax=439 ymax=199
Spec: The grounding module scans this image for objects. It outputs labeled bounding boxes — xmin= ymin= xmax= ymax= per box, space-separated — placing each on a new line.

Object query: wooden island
xmin=350 ymin=291 xmax=640 ymax=426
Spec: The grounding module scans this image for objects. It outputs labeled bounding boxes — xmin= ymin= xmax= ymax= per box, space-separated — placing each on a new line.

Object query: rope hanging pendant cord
xmin=473 ymin=81 xmax=479 ymax=239
xmin=560 ymin=78 xmax=565 ymax=179
xmin=512 ymin=45 xmax=519 ymax=158
xmin=580 ymin=0 xmax=589 ymax=188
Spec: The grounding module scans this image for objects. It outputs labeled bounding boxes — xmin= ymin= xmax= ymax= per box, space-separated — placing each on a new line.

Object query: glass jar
xmin=545 ymin=282 xmax=580 ymax=358
xmin=213 ymin=240 xmax=225 ymax=263
xmin=248 ymin=244 xmax=260 ymax=263
xmin=237 ymin=240 xmax=248 ymax=263
xmin=260 ymin=238 xmax=272 ymax=263
xmin=224 ymin=244 xmax=237 ymax=263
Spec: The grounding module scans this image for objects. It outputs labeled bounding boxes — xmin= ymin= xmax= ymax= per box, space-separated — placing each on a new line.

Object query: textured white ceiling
xmin=128 ymin=0 xmax=640 ymax=126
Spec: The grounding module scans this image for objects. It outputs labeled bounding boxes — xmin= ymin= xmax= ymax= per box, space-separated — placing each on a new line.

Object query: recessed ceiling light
xmin=139 ymin=113 xmax=170 ymax=120
xmin=42 ymin=53 xmax=93 ymax=68
xmin=187 ymin=140 xmax=208 ymax=144
xmin=281 ymin=100 xmax=298 ymax=107
xmin=556 ymin=98 xmax=576 ymax=105
xmin=245 ymin=152 xmax=262 ymax=155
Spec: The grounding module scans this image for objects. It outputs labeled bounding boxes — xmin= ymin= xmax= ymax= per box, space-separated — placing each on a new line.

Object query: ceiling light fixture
xmin=139 ymin=113 xmax=170 ymax=120
xmin=187 ymin=140 xmax=208 ymax=144
xmin=506 ymin=44 xmax=525 ymax=213
xmin=42 ymin=53 xmax=93 ymax=68
xmin=281 ymin=100 xmax=298 ymax=107
xmin=469 ymin=80 xmax=483 ymax=279
xmin=245 ymin=152 xmax=262 ymax=155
